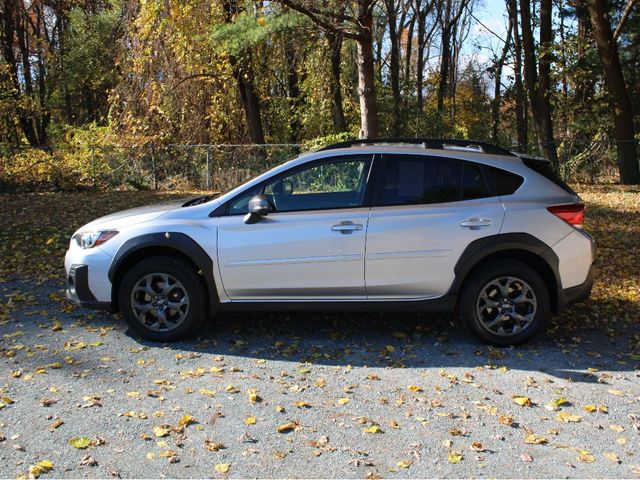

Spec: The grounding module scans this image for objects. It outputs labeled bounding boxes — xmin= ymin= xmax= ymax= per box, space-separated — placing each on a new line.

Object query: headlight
xmin=73 ymin=230 xmax=118 ymax=249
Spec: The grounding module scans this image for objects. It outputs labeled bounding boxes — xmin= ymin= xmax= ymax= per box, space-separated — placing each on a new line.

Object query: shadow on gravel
xmin=3 ymin=279 xmax=639 ymax=382
xmin=139 ymin=296 xmax=639 ymax=380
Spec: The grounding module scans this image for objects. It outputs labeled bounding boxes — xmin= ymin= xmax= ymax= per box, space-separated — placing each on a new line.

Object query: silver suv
xmin=65 ymin=139 xmax=595 ymax=346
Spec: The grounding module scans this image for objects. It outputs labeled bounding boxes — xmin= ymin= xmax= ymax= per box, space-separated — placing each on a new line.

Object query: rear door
xmin=217 ymin=154 xmax=373 ymax=300
xmin=365 ymin=154 xmax=505 ymax=299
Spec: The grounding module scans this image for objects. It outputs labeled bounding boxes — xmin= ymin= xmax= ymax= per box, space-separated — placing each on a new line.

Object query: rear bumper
xmin=66 ymin=264 xmax=114 ymax=312
xmin=557 ymin=260 xmax=595 ymax=311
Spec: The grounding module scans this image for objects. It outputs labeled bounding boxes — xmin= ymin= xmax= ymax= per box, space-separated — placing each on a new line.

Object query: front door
xmin=217 ymin=154 xmax=373 ymax=300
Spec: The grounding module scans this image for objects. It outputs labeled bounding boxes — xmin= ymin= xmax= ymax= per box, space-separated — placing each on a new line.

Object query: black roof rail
xmin=317 ymin=138 xmax=516 ymax=157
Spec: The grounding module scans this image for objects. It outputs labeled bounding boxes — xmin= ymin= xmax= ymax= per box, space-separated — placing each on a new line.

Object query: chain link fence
xmin=0 ymin=139 xmax=633 ymax=193
xmin=0 ymin=144 xmax=300 ymax=193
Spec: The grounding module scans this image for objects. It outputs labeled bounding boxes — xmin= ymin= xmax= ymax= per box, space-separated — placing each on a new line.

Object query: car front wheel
xmin=460 ymin=261 xmax=550 ymax=346
xmin=118 ymin=256 xmax=207 ymax=342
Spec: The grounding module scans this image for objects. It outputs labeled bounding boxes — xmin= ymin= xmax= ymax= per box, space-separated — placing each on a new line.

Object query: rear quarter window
xmin=486 ymin=166 xmax=524 ymax=196
xmin=521 ymin=158 xmax=577 ymax=195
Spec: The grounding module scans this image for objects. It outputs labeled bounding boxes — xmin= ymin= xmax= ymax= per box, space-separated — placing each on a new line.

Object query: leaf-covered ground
xmin=0 ymin=186 xmax=639 ymax=478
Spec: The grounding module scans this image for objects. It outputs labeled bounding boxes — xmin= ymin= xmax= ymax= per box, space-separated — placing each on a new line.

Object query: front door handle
xmin=331 ymin=221 xmax=363 ymax=234
xmin=460 ymin=217 xmax=493 ymax=229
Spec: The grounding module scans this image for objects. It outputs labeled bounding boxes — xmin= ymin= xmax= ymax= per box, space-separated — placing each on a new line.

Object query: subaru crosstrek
xmin=65 ymin=139 xmax=595 ymax=346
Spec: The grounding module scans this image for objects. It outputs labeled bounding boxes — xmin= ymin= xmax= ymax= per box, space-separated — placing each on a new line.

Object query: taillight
xmin=547 ymin=204 xmax=585 ymax=226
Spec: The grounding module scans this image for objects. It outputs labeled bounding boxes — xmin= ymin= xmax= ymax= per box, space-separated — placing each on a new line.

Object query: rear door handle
xmin=460 ymin=217 xmax=493 ymax=229
xmin=331 ymin=221 xmax=363 ymax=234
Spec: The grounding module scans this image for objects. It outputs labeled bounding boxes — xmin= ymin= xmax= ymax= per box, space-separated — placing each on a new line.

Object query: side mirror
xmin=244 ymin=194 xmax=270 ymax=224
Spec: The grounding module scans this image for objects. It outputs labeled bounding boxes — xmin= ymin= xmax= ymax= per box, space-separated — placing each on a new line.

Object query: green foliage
xmin=301 ymin=132 xmax=355 ymax=151
xmin=208 ymin=8 xmax=305 ymax=56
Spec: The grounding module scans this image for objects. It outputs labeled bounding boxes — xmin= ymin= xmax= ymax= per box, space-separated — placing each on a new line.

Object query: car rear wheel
xmin=460 ymin=260 xmax=550 ymax=346
xmin=118 ymin=256 xmax=207 ymax=342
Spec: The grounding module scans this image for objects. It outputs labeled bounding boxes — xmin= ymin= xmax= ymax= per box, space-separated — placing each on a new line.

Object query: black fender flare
xmin=448 ymin=233 xmax=563 ymax=310
xmin=108 ymin=232 xmax=218 ymax=315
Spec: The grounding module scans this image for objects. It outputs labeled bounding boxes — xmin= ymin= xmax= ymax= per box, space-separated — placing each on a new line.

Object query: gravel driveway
xmin=1 ymin=277 xmax=639 ymax=479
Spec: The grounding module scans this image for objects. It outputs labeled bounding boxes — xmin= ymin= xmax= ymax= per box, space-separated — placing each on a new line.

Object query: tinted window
xmin=262 ymin=155 xmax=371 ymax=212
xmin=521 ymin=158 xmax=576 ymax=195
xmin=379 ymin=155 xmax=462 ymax=205
xmin=228 ymin=186 xmax=260 ymax=215
xmin=486 ymin=166 xmax=524 ymax=196
xmin=462 ymin=162 xmax=490 ymax=200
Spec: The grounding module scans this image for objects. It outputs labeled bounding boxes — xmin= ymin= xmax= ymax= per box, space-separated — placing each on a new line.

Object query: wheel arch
xmin=108 ymin=232 xmax=219 ymax=315
xmin=450 ymin=233 xmax=562 ymax=313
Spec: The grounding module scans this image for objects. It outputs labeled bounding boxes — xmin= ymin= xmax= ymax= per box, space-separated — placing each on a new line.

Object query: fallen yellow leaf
xmin=363 ymin=425 xmax=383 ymax=434
xmin=178 ymin=415 xmax=195 ymax=428
xmin=247 ymin=388 xmax=260 ymax=403
xmin=276 ymin=421 xmax=298 ymax=433
xmin=153 ymin=425 xmax=171 ymax=437
xmin=29 ymin=460 xmax=53 ymax=478
xmin=448 ymin=452 xmax=463 ymax=463
xmin=577 ymin=450 xmax=595 ymax=463
xmin=524 ymin=434 xmax=547 ymax=445
xmin=513 ymin=396 xmax=532 ymax=407
xmin=68 ymin=437 xmax=91 ymax=449
xmin=557 ymin=412 xmax=582 ymax=423
xmin=604 ymin=452 xmax=620 ymax=463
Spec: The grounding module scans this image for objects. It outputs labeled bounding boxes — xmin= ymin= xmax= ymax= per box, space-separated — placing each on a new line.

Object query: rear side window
xmin=521 ymin=158 xmax=576 ymax=195
xmin=377 ymin=155 xmax=493 ymax=206
xmin=379 ymin=155 xmax=462 ymax=205
xmin=486 ymin=166 xmax=524 ymax=196
xmin=462 ymin=162 xmax=491 ymax=200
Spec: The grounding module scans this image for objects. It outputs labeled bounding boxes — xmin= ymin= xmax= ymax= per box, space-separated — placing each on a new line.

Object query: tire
xmin=459 ymin=260 xmax=550 ymax=346
xmin=118 ymin=255 xmax=207 ymax=342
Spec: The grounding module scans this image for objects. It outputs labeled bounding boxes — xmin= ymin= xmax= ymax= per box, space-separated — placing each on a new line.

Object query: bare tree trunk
xmin=278 ymin=0 xmax=379 ymax=139
xmin=520 ymin=0 xmax=558 ymax=166
xmin=232 ymin=60 xmax=265 ymax=144
xmin=436 ymin=0 xmax=452 ymax=116
xmin=436 ymin=0 xmax=469 ymax=129
xmin=223 ymin=0 xmax=265 ymax=144
xmin=403 ymin=13 xmax=415 ymax=96
xmin=1 ymin=0 xmax=38 ymax=145
xmin=327 ymin=32 xmax=347 ymax=132
xmin=386 ymin=0 xmax=402 ymax=135
xmin=284 ymin=33 xmax=303 ymax=143
xmin=492 ymin=22 xmax=513 ymax=144
xmin=585 ymin=0 xmax=640 ymax=184
xmin=508 ymin=0 xmax=527 ymax=149
xmin=357 ymin=23 xmax=379 ymax=138
xmin=416 ymin=3 xmax=426 ymax=111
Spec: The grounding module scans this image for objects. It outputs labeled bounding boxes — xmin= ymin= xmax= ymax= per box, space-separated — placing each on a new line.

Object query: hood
xmin=80 ymin=197 xmax=206 ymax=231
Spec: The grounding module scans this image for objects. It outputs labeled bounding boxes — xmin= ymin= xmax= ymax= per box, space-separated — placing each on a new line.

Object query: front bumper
xmin=66 ymin=264 xmax=114 ymax=311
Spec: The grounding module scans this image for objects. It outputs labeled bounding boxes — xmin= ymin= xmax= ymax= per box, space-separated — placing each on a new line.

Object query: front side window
xmin=264 ymin=156 xmax=371 ymax=212
xmin=226 ymin=155 xmax=372 ymax=214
